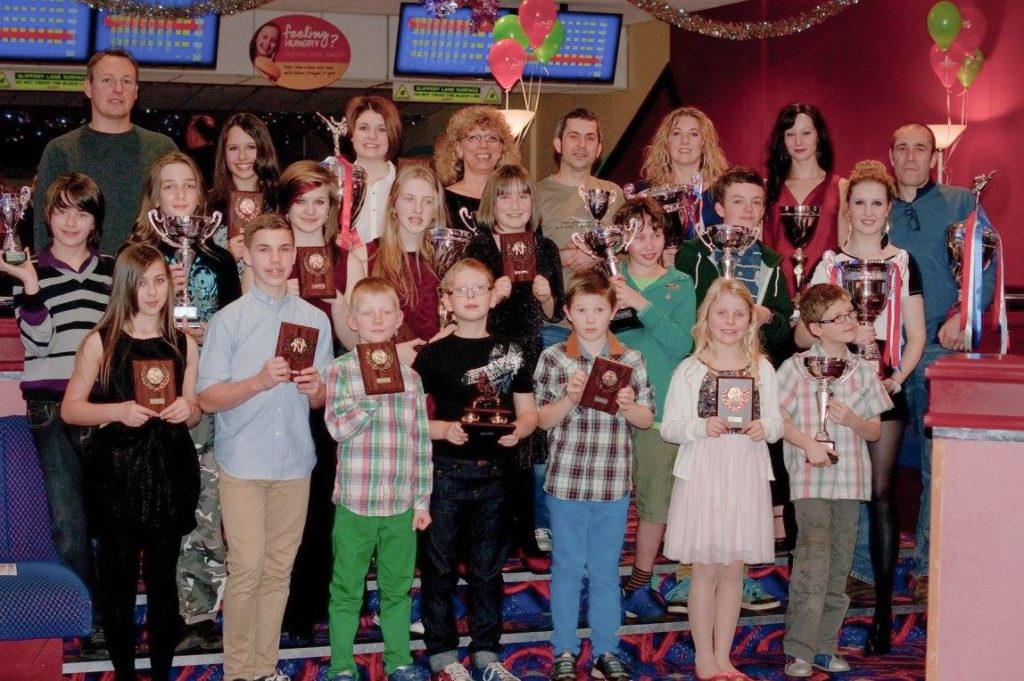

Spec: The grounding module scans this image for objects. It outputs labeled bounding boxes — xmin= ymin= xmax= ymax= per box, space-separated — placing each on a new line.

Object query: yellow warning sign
xmin=14 ymin=72 xmax=86 ymax=91
xmin=392 ymin=81 xmax=502 ymax=104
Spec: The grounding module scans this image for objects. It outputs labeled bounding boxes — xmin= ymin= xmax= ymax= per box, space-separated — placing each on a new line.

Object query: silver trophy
xmin=317 ymin=112 xmax=368 ymax=223
xmin=835 ymin=259 xmax=891 ymax=371
xmin=147 ymin=209 xmax=222 ymax=324
xmin=428 ymin=224 xmax=475 ymax=327
xmin=1 ymin=186 xmax=32 ymax=265
xmin=570 ymin=217 xmax=641 ymax=278
xmin=779 ymin=205 xmax=821 ymax=298
xmin=802 ymin=356 xmax=858 ymax=462
xmin=947 ymin=170 xmax=999 ymax=301
xmin=579 ymin=185 xmax=617 ymax=224
xmin=624 ymin=175 xmax=703 ymax=247
xmin=696 ymin=222 xmax=761 ymax=280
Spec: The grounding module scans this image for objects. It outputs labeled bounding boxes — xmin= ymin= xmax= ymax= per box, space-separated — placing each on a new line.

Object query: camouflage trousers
xmin=176 ymin=415 xmax=227 ymax=624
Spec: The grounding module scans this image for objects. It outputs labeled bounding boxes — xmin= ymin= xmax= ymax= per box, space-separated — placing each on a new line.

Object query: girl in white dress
xmin=661 ymin=277 xmax=784 ymax=680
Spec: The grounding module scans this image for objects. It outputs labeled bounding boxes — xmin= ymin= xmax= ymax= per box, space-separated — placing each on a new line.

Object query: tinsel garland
xmin=84 ymin=0 xmax=275 ymax=19
xmin=627 ymin=0 xmax=859 ymax=40
xmin=422 ymin=0 xmax=499 ymax=32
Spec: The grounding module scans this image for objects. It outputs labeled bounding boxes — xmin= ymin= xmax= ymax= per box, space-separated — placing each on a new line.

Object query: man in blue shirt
xmin=197 ymin=215 xmax=333 ymax=681
xmin=887 ymin=122 xmax=995 ymax=597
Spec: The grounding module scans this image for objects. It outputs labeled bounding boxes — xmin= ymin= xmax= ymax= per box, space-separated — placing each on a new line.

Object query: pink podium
xmin=925 ymin=354 xmax=1024 ymax=680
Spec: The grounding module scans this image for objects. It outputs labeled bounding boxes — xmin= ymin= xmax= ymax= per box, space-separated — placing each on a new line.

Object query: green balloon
xmin=492 ymin=15 xmax=529 ymax=50
xmin=957 ymin=48 xmax=984 ymax=89
xmin=928 ymin=1 xmax=963 ymax=51
xmin=534 ymin=19 xmax=564 ymax=64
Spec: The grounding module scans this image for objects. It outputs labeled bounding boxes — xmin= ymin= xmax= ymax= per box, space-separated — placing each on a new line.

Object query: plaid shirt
xmin=777 ymin=343 xmax=892 ymax=501
xmin=535 ymin=333 xmax=654 ymax=502
xmin=324 ymin=350 xmax=432 ymax=516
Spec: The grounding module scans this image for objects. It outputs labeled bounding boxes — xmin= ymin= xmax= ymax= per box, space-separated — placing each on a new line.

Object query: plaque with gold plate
xmin=296 ymin=246 xmax=336 ymax=299
xmin=580 ymin=356 xmax=633 ymax=415
xmin=132 ymin=359 xmax=177 ymax=410
xmin=500 ymin=232 xmax=537 ymax=283
xmin=357 ymin=341 xmax=404 ymax=395
xmin=460 ymin=375 xmax=516 ymax=439
xmin=228 ymin=190 xmax=264 ymax=240
xmin=716 ymin=376 xmax=754 ymax=431
xmin=275 ymin=322 xmax=320 ymax=374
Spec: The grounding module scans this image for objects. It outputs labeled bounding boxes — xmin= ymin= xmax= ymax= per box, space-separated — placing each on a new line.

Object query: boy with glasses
xmin=413 ymin=258 xmax=539 ymax=681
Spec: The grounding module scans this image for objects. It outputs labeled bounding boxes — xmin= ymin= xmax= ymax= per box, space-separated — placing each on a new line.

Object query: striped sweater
xmin=14 ymin=248 xmax=114 ymax=401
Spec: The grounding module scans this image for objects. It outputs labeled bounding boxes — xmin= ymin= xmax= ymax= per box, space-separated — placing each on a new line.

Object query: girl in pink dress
xmin=661 ymin=277 xmax=784 ymax=681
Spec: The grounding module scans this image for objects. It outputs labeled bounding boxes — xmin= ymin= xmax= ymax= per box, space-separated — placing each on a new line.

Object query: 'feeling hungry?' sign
xmin=250 ymin=14 xmax=350 ymax=90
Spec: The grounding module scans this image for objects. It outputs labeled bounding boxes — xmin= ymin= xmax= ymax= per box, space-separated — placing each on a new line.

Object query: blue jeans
xmin=422 ymin=458 xmax=513 ymax=667
xmin=850 ymin=503 xmax=873 ymax=583
xmin=533 ymin=463 xmax=550 ymax=529
xmin=26 ymin=400 xmax=94 ymax=589
xmin=547 ymin=493 xmax=629 ymax=658
xmin=905 ymin=343 xmax=952 ymax=578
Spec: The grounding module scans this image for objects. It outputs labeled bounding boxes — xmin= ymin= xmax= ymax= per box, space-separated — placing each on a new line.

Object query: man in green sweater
xmin=33 ymin=49 xmax=177 ymax=255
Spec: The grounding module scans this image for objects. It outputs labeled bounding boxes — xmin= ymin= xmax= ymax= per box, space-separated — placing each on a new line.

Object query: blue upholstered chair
xmin=0 ymin=414 xmax=92 ymax=642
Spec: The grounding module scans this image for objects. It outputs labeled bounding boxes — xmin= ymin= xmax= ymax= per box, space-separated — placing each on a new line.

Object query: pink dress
xmin=663 ymin=364 xmax=775 ymax=566
xmin=763 ymin=174 xmax=842 ymax=300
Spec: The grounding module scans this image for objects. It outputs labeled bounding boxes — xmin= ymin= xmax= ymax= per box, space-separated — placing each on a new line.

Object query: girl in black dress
xmin=62 ymin=244 xmax=202 ymax=681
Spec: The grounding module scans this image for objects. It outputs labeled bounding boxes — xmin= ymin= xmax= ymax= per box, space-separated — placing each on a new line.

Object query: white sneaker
xmin=784 ymin=658 xmax=812 ymax=678
xmin=534 ymin=527 xmax=552 ymax=552
xmin=372 ymin=613 xmax=424 ymax=634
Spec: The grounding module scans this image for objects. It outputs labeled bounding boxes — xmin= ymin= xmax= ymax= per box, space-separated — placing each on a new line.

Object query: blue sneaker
xmin=741 ymin=576 xmax=780 ymax=610
xmin=811 ymin=654 xmax=851 ymax=673
xmin=389 ymin=665 xmax=429 ymax=681
xmin=664 ymin=577 xmax=690 ymax=614
xmin=622 ymin=586 xmax=667 ymax=621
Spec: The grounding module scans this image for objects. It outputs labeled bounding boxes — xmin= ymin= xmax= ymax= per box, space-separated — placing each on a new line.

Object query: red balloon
xmin=957 ymin=6 xmax=987 ymax=53
xmin=488 ymin=38 xmax=527 ymax=91
xmin=519 ymin=0 xmax=558 ymax=49
xmin=930 ymin=42 xmax=960 ymax=89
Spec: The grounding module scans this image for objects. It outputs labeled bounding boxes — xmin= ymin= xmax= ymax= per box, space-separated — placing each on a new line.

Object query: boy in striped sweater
xmin=0 ymin=173 xmax=113 ymax=652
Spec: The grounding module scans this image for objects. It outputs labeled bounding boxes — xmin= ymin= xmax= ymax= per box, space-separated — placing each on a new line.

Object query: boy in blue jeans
xmin=414 ymin=258 xmax=539 ymax=681
xmin=535 ymin=270 xmax=655 ymax=681
xmin=324 ymin=277 xmax=433 ymax=681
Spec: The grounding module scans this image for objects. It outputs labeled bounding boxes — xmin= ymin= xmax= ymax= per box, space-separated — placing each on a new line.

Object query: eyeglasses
xmin=447 ymin=285 xmax=492 ymax=298
xmin=817 ymin=311 xmax=857 ymax=325
xmin=463 ymin=133 xmax=502 ymax=145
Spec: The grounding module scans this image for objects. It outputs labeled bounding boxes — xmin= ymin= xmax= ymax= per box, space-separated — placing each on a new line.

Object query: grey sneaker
xmin=535 ymin=527 xmax=553 ymax=552
xmin=549 ymin=652 xmax=576 ymax=681
xmin=473 ymin=661 xmax=520 ymax=681
xmin=784 ymin=657 xmax=812 ymax=677
xmin=591 ymin=652 xmax=631 ymax=680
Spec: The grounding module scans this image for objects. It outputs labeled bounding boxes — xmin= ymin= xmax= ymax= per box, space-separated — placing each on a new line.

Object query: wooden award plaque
xmin=580 ymin=356 xmax=634 ymax=415
xmin=357 ymin=342 xmax=405 ymax=395
xmin=275 ymin=322 xmax=320 ymax=373
xmin=716 ymin=376 xmax=754 ymax=430
xmin=296 ymin=246 xmax=336 ymax=299
xmin=132 ymin=359 xmax=177 ymax=410
xmin=228 ymin=190 xmax=264 ymax=240
xmin=500 ymin=232 xmax=538 ymax=283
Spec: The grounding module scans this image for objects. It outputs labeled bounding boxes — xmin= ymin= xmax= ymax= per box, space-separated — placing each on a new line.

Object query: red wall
xmin=664 ymin=0 xmax=1023 ymax=286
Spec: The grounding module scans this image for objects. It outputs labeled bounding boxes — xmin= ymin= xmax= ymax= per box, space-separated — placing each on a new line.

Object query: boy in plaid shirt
xmin=535 ymin=270 xmax=655 ymax=681
xmin=776 ymin=284 xmax=892 ymax=678
xmin=324 ymin=277 xmax=433 ymax=681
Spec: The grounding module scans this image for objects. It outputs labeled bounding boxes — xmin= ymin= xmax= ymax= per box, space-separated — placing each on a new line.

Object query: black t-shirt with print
xmin=414 ymin=333 xmax=533 ymax=462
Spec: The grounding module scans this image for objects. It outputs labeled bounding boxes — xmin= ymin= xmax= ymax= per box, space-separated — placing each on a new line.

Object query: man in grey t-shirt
xmin=33 ymin=49 xmax=176 ymax=254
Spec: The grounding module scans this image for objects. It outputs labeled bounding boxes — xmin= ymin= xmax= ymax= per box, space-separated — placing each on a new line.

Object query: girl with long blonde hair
xmin=371 ymin=163 xmax=449 ymax=364
xmin=661 ymin=276 xmax=783 ymax=680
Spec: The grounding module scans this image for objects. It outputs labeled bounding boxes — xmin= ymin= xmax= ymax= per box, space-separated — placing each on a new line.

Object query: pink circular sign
xmin=250 ymin=14 xmax=350 ymax=90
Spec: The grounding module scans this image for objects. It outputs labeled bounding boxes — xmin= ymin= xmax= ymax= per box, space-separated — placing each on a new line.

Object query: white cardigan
xmin=659 ymin=355 xmax=784 ymax=480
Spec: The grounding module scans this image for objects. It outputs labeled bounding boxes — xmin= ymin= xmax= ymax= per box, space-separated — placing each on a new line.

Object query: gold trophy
xmin=802 ymin=356 xmax=857 ymax=462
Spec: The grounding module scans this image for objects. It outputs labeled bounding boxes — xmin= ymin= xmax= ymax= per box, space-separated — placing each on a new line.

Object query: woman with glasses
xmin=433 ymin=106 xmax=520 ymax=229
xmin=797 ymin=160 xmax=926 ymax=655
xmin=763 ymin=103 xmax=846 ymax=302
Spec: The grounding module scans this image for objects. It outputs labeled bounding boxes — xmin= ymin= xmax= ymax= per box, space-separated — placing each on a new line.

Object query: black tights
xmin=867 ymin=419 xmax=904 ymax=625
xmin=97 ymin=529 xmax=183 ymax=681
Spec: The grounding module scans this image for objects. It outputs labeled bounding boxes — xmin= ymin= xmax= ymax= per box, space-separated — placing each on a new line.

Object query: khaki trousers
xmin=219 ymin=470 xmax=310 ymax=679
